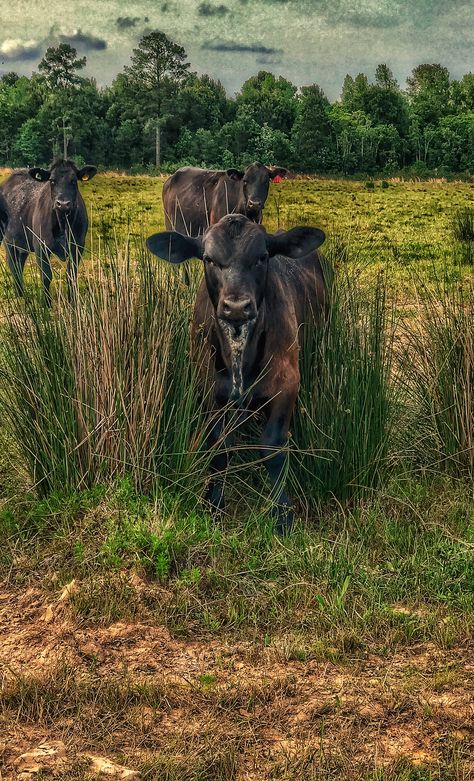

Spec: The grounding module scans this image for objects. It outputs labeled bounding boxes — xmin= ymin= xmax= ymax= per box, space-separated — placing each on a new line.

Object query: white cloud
xmin=0 ymin=38 xmax=40 ymax=59
xmin=0 ymin=0 xmax=472 ymax=97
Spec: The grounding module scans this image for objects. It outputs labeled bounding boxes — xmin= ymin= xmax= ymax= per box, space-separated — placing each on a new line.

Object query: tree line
xmin=1 ymin=31 xmax=473 ymax=176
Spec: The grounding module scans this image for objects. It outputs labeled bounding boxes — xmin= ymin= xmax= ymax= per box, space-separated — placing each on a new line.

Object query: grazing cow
xmin=0 ymin=159 xmax=97 ymax=304
xmin=0 ymin=192 xmax=8 ymax=242
xmin=162 ymin=162 xmax=288 ymax=236
xmin=147 ymin=214 xmax=326 ymax=534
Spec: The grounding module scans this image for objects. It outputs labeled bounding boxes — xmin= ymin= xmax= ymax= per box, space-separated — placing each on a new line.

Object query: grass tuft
xmin=450 ymin=207 xmax=474 ymax=264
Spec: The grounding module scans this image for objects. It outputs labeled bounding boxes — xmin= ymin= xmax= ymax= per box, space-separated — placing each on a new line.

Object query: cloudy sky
xmin=1 ymin=0 xmax=473 ymax=98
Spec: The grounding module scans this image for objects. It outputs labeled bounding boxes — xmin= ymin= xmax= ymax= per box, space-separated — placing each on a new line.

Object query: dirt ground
xmin=1 ymin=580 xmax=473 ymax=780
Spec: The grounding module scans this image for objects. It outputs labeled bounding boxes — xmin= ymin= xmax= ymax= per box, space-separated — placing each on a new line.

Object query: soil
xmin=1 ymin=581 xmax=473 ymax=780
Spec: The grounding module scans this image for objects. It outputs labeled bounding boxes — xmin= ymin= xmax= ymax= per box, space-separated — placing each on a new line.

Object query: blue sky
xmin=1 ymin=0 xmax=473 ymax=98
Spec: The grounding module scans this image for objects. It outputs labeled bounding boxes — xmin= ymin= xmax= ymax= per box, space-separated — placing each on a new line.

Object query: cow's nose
xmin=55 ymin=199 xmax=72 ymax=210
xmin=221 ymin=298 xmax=255 ymax=322
xmin=248 ymin=199 xmax=262 ymax=209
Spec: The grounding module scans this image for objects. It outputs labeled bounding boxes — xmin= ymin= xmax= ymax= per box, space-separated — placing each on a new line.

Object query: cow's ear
xmin=268 ymin=166 xmax=288 ymax=179
xmin=146 ymin=231 xmax=203 ymax=264
xmin=29 ymin=167 xmax=51 ymax=182
xmin=226 ymin=168 xmax=244 ymax=181
xmin=77 ymin=165 xmax=97 ymax=182
xmin=267 ymin=227 xmax=325 ymax=258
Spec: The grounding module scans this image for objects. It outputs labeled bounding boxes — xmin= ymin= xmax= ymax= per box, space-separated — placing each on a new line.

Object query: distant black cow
xmin=0 ymin=192 xmax=8 ymax=242
xmin=147 ymin=214 xmax=326 ymax=534
xmin=162 ymin=162 xmax=287 ymax=236
xmin=0 ymin=159 xmax=97 ymax=304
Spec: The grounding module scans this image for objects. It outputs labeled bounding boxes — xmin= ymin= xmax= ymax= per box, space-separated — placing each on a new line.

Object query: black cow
xmin=0 ymin=192 xmax=8 ymax=242
xmin=0 ymin=159 xmax=97 ymax=304
xmin=147 ymin=214 xmax=326 ymax=534
xmin=162 ymin=162 xmax=287 ymax=236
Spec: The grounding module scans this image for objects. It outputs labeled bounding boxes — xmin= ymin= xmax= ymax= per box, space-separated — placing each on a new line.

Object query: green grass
xmin=0 ymin=174 xmax=473 ymax=781
xmin=0 ymin=248 xmax=213 ymax=499
xmin=292 ymin=260 xmax=398 ymax=505
xmin=1 ymin=173 xmax=473 ymax=300
xmin=1 ymin=475 xmax=472 ymax=650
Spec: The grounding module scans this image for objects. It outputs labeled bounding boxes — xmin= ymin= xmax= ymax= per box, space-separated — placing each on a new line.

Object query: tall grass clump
xmin=0 ymin=243 xmax=211 ymax=502
xmin=401 ymin=277 xmax=473 ymax=481
xmin=291 ymin=256 xmax=398 ymax=508
xmin=450 ymin=207 xmax=474 ymax=264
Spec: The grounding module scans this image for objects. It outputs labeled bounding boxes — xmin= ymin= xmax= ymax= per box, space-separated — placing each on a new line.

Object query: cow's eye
xmin=256 ymin=254 xmax=268 ymax=265
xmin=204 ymin=255 xmax=220 ymax=269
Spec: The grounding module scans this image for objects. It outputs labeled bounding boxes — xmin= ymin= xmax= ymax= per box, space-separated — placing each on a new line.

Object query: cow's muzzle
xmin=218 ymin=297 xmax=257 ymax=327
xmin=55 ymin=200 xmax=74 ymax=216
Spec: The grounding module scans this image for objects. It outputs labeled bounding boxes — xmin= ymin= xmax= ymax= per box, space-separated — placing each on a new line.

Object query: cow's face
xmin=226 ymin=162 xmax=288 ymax=220
xmin=147 ymin=215 xmax=325 ymax=398
xmin=29 ymin=161 xmax=97 ymax=216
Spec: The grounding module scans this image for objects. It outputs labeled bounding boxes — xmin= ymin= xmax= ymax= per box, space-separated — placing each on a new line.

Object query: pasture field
xmin=0 ymin=175 xmax=473 ymax=780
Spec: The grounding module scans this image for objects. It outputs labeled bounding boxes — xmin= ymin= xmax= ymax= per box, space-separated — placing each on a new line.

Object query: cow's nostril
xmin=222 ymin=298 xmax=254 ymax=321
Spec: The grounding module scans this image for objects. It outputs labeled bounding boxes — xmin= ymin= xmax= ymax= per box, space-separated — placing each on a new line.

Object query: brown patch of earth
xmin=1 ymin=581 xmax=473 ymax=780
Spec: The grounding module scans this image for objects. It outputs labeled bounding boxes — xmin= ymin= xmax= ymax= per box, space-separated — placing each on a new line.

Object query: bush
xmin=450 ymin=207 xmax=474 ymax=264
xmin=400 ymin=277 xmax=474 ymax=479
xmin=0 ymin=246 xmax=212 ymax=503
xmin=291 ymin=257 xmax=398 ymax=508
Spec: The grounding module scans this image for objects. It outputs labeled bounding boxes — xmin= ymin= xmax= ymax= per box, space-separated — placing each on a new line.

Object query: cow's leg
xmin=203 ymin=401 xmax=239 ymax=515
xmin=204 ymin=413 xmax=231 ymax=513
xmin=66 ymin=243 xmax=82 ymax=304
xmin=5 ymin=243 xmax=28 ymax=297
xmin=260 ymin=401 xmax=295 ymax=536
xmin=35 ymin=248 xmax=53 ymax=307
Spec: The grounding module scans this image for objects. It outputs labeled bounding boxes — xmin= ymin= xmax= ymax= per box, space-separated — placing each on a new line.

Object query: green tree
xmin=254 ymin=123 xmax=293 ymax=167
xmin=175 ymin=74 xmax=232 ymax=132
xmin=35 ymin=45 xmax=90 ymax=160
xmin=124 ymin=31 xmax=190 ymax=167
xmin=13 ymin=118 xmax=46 ymax=164
xmin=0 ymin=74 xmax=39 ymax=162
xmin=38 ymin=44 xmax=86 ymax=92
xmin=341 ymin=73 xmax=370 ymax=113
xmin=292 ymin=85 xmax=333 ymax=172
xmin=375 ymin=64 xmax=399 ymax=91
xmin=236 ymin=71 xmax=298 ymax=135
xmin=451 ymin=73 xmax=474 ymax=113
xmin=407 ymin=64 xmax=451 ymax=126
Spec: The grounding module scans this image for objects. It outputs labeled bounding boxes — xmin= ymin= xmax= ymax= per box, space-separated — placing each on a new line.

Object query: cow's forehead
xmin=245 ymin=162 xmax=268 ymax=179
xmin=204 ymin=216 xmax=267 ymax=258
xmin=51 ymin=161 xmax=78 ymax=176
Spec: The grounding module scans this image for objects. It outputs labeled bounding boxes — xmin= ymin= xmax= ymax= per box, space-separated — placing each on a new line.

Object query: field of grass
xmin=1 ymin=172 xmax=472 ymax=294
xmin=0 ymin=174 xmax=473 ymax=780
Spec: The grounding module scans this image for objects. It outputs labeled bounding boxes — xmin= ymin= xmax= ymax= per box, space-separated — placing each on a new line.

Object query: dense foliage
xmin=0 ymin=32 xmax=473 ymax=175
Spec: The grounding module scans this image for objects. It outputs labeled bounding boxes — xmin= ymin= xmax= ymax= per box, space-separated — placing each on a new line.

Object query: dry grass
xmin=1 ymin=594 xmax=473 ymax=780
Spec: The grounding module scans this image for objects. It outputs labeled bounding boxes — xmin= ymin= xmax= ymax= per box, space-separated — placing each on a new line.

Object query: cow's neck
xmin=235 ymin=188 xmax=247 ymax=217
xmin=214 ymin=303 xmax=266 ymax=401
xmin=235 ymin=191 xmax=262 ymax=223
xmin=52 ymin=207 xmax=77 ymax=239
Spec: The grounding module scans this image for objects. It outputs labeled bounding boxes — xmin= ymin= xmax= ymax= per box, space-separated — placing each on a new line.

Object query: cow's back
xmin=163 ymin=167 xmax=236 ymax=236
xmin=1 ymin=170 xmax=44 ymax=243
